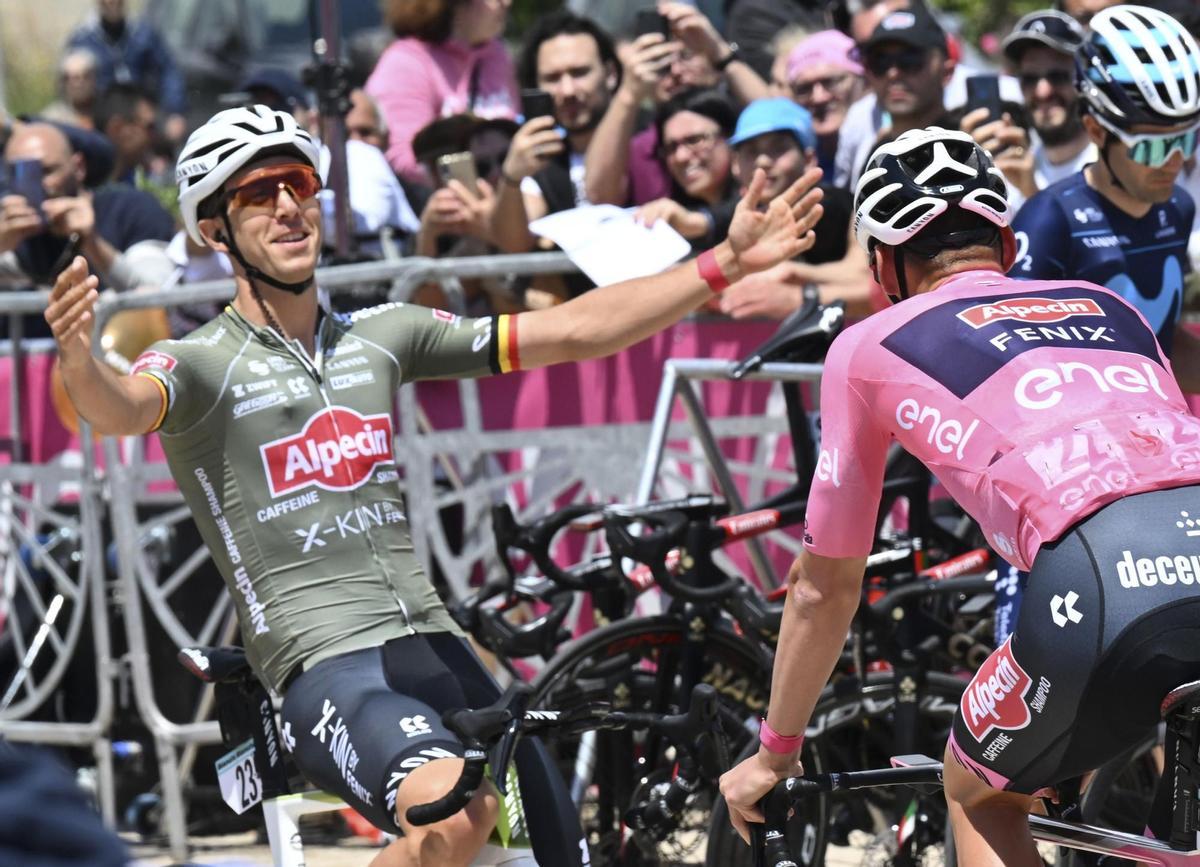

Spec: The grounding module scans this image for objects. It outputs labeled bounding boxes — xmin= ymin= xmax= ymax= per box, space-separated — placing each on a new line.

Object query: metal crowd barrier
xmin=1 ymin=250 xmax=812 ymax=860
xmin=0 ymin=293 xmax=118 ymax=828
xmin=635 ymin=359 xmax=825 ymax=590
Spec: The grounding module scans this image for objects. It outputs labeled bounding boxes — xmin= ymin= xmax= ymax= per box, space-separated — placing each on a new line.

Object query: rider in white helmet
xmin=45 ymin=103 xmax=825 ymax=865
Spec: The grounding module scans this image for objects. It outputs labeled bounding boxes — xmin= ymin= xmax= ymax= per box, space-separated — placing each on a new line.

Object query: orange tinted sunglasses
xmin=224 ymin=163 xmax=322 ymax=209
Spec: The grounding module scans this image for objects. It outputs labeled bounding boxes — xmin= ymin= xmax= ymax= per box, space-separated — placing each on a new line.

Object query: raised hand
xmin=501 ymin=116 xmax=565 ymax=183
xmin=620 ymin=33 xmax=682 ymax=103
xmin=0 ymin=194 xmax=43 ymax=254
xmin=727 ymin=167 xmax=824 ymax=278
xmin=44 ymin=256 xmax=100 ymax=368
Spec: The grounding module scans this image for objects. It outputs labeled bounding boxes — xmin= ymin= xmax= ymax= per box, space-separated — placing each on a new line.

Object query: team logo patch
xmin=956 ymin=297 xmax=1104 ymax=329
xmin=260 ymin=407 xmax=394 ymax=497
xmin=962 ymin=637 xmax=1033 ymax=742
xmin=131 ymin=350 xmax=178 ymax=375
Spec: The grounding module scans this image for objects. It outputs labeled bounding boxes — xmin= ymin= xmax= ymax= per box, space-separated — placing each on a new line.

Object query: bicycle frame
xmin=755 ymin=760 xmax=1200 ymax=867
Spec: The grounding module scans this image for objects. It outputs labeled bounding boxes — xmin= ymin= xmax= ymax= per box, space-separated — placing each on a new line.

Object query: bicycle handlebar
xmin=604 ymin=510 xmax=745 ymax=602
xmin=752 ymin=763 xmax=946 ymax=867
xmin=405 ymin=683 xmax=725 ymax=828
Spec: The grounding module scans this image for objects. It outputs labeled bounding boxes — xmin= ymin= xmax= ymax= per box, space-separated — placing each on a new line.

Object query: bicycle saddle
xmin=177 ymin=645 xmax=252 ymax=683
xmin=1161 ymin=679 xmax=1200 ymax=720
xmin=729 ymin=300 xmax=846 ymax=380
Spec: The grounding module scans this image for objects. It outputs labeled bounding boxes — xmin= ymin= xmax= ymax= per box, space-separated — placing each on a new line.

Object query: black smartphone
xmin=520 ymin=88 xmax=555 ymax=122
xmin=634 ymin=9 xmax=670 ymax=38
xmin=9 ymin=159 xmax=45 ymax=225
xmin=965 ymin=74 xmax=1003 ymax=122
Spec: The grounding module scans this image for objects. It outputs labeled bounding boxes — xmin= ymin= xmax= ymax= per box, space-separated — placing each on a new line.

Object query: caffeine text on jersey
xmin=132 ymin=301 xmax=521 ymax=692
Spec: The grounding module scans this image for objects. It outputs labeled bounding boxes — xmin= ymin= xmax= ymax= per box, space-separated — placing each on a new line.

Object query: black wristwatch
xmin=715 ymin=42 xmax=741 ymax=71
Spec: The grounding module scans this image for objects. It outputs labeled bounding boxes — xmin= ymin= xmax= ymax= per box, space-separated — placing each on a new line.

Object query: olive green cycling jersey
xmin=132 ymin=300 xmax=522 ymax=692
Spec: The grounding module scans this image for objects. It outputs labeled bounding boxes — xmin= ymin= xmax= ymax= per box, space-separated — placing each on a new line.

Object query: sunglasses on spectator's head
xmin=224 ymin=163 xmax=322 ymax=209
xmin=864 ymin=47 xmax=929 ymax=77
xmin=1093 ymin=113 xmax=1200 ymax=168
xmin=1018 ymin=69 xmax=1074 ymax=89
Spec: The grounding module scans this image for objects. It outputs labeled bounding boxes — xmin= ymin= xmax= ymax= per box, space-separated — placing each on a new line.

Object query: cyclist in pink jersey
xmin=719 ymin=126 xmax=1200 ymax=865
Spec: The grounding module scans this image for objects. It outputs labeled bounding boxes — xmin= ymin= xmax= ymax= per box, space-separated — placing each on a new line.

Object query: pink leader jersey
xmin=366 ymin=37 xmax=519 ymax=185
xmin=803 ymin=270 xmax=1200 ymax=571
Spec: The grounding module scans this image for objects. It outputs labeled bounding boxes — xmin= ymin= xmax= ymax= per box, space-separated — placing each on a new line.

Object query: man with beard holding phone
xmin=490 ymin=12 xmax=621 ymax=257
xmin=1002 ymin=10 xmax=1095 ymax=191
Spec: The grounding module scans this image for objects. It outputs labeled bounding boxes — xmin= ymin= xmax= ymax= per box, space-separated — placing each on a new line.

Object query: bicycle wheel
xmin=709 ymin=672 xmax=964 ymax=867
xmin=531 ymin=615 xmax=777 ymax=866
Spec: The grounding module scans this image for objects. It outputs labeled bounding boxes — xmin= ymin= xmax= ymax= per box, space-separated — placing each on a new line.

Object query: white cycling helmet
xmin=176 ymin=104 xmax=320 ymax=246
xmin=853 ymin=127 xmax=1012 ymax=254
xmin=1078 ymin=4 xmax=1200 ymax=128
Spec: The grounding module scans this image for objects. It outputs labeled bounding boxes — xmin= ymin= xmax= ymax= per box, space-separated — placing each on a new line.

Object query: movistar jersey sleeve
xmin=1011 ymin=173 xmax=1193 ymax=355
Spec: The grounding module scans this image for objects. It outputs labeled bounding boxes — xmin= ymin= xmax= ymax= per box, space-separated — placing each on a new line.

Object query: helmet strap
xmin=219 ymin=211 xmax=315 ymax=296
xmin=1097 ymin=131 xmax=1129 ymax=195
xmin=875 ymin=245 xmax=909 ymax=304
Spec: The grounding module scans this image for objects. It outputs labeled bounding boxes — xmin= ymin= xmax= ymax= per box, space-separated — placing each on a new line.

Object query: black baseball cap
xmin=861 ymin=4 xmax=947 ymax=56
xmin=1002 ymin=10 xmax=1085 ymax=63
xmin=236 ymin=68 xmax=312 ymax=112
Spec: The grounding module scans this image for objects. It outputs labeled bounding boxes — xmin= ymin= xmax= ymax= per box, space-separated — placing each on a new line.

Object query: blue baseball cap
xmin=728 ymin=99 xmax=816 ymax=151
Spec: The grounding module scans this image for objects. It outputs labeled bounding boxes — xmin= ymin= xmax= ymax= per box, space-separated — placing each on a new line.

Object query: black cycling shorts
xmin=950 ymin=484 xmax=1200 ymax=794
xmin=280 ymin=632 xmax=588 ymax=865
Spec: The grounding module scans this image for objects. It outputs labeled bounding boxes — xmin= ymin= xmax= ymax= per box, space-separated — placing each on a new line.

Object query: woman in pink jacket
xmin=367 ymin=0 xmax=519 ymax=186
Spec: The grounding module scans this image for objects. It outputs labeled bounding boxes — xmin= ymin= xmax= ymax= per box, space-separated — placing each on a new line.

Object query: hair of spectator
xmin=654 ymin=87 xmax=739 ymax=147
xmin=771 ymin=25 xmax=813 ymax=70
xmin=516 ymin=11 xmax=621 ymax=91
xmin=93 ymin=82 xmax=155 ymax=133
xmin=59 ymin=48 xmax=98 ymax=79
xmin=356 ymin=89 xmax=389 ymax=139
xmin=383 ymin=0 xmax=464 ymax=42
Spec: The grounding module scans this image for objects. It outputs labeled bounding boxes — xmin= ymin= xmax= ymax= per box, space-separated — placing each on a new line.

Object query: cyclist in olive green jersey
xmin=45 ymin=104 xmax=824 ymax=867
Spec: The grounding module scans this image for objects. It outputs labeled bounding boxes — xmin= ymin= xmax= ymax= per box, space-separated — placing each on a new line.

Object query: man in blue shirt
xmin=1012 ymin=5 xmax=1200 ymax=384
xmin=1002 ymin=4 xmax=1200 ymax=644
xmin=65 ymin=0 xmax=187 ymax=144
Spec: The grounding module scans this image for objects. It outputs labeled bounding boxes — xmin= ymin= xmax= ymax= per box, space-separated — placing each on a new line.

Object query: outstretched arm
xmin=515 ymin=168 xmax=824 ymax=368
xmin=45 ymin=257 xmax=164 ymax=436
xmin=718 ymin=551 xmax=866 ymax=843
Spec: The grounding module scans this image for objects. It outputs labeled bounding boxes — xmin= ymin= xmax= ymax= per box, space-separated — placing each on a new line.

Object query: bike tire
xmin=530 ymin=615 xmax=776 ymax=866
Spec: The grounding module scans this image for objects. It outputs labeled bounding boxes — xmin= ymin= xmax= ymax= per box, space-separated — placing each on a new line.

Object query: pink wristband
xmin=696 ymin=248 xmax=731 ymax=293
xmin=759 ymin=719 xmax=804 ymax=754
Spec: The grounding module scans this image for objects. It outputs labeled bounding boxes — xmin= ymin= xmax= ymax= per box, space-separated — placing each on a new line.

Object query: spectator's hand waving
xmin=0 ymin=194 xmax=43 ymax=254
xmin=502 ymin=116 xmax=564 ymax=183
xmin=44 ymin=256 xmax=99 ymax=369
xmin=961 ymin=108 xmax=1036 ymax=199
xmin=727 ymin=167 xmax=823 ymax=279
xmin=661 ymin=2 xmax=729 ymax=67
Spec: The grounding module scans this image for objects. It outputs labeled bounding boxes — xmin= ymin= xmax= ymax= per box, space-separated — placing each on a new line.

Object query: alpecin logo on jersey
xmin=260 ymin=407 xmax=394 ymax=497
xmin=962 ymin=637 xmax=1033 ymax=742
xmin=131 ymin=350 xmax=178 ymax=376
xmin=956 ymin=297 xmax=1104 ymax=329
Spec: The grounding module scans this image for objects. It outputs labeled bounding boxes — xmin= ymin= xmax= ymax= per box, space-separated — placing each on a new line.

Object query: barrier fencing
xmin=0 ymin=252 xmax=816 ymax=859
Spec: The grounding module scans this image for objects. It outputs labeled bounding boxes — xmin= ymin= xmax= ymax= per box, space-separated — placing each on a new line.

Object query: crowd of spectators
xmin=2 ymin=0 xmax=1200 ymax=338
